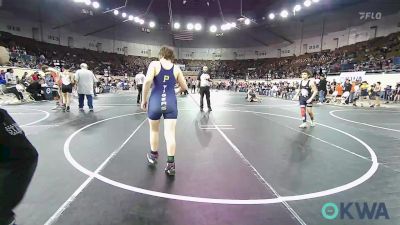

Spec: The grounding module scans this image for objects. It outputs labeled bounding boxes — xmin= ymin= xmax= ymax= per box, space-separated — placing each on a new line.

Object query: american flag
xmin=173 ymin=30 xmax=194 ymax=41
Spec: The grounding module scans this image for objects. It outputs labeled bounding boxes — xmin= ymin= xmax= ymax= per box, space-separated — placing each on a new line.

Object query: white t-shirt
xmin=135 ymin=73 xmax=145 ymax=85
xmin=5 ymin=72 xmax=16 ymax=85
xmin=61 ymin=73 xmax=72 ymax=85
xmin=75 ymin=69 xmax=97 ymax=95
xmin=200 ymin=73 xmax=211 ymax=87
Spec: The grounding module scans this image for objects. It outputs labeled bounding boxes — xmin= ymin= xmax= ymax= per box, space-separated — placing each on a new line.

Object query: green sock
xmin=167 ymin=156 xmax=174 ymax=163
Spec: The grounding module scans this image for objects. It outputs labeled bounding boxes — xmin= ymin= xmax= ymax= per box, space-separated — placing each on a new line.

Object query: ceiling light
xmin=312 ymin=0 xmax=319 ymax=2
xmin=122 ymin=12 xmax=127 ymax=18
xmin=280 ymin=10 xmax=289 ymax=18
xmin=304 ymin=0 xmax=312 ymax=7
xmin=293 ymin=4 xmax=302 ymax=12
xmin=139 ymin=19 xmax=145 ymax=25
xmin=174 ymin=22 xmax=181 ymax=29
xmin=230 ymin=22 xmax=236 ymax=28
xmin=269 ymin=13 xmax=275 ymax=20
xmin=134 ymin=17 xmax=140 ymax=22
xmin=92 ymin=1 xmax=99 ymax=8
xmin=113 ymin=10 xmax=119 ymax=15
xmin=128 ymin=15 xmax=133 ymax=20
xmin=187 ymin=23 xmax=194 ymax=30
xmin=209 ymin=25 xmax=217 ymax=33
xmin=84 ymin=0 xmax=91 ymax=6
xmin=194 ymin=23 xmax=202 ymax=31
xmin=244 ymin=18 xmax=251 ymax=25
xmin=149 ymin=21 xmax=156 ymax=28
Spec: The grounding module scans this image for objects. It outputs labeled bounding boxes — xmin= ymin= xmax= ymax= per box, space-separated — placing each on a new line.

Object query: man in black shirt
xmin=318 ymin=76 xmax=327 ymax=104
xmin=0 ymin=46 xmax=39 ymax=225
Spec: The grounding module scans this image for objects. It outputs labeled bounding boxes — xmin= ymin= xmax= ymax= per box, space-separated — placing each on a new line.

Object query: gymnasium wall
xmin=0 ymin=10 xmax=399 ymax=60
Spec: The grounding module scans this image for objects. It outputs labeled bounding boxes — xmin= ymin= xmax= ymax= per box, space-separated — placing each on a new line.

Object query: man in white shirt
xmin=198 ymin=66 xmax=212 ymax=111
xmin=5 ymin=69 xmax=16 ymax=85
xmin=135 ymin=70 xmax=145 ymax=104
xmin=75 ymin=63 xmax=97 ymax=112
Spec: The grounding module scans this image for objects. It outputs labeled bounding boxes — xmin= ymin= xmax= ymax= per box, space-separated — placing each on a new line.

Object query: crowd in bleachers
xmin=0 ymin=31 xmax=399 ymax=80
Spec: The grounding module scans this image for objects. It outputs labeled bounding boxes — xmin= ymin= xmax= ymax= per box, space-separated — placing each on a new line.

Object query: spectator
xmin=318 ymin=76 xmax=327 ymax=104
xmin=75 ymin=63 xmax=97 ymax=112
xmin=0 ymin=45 xmax=38 ymax=225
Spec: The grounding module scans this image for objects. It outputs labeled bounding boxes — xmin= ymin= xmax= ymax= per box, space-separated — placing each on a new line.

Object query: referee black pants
xmin=137 ymin=84 xmax=143 ymax=104
xmin=199 ymin=86 xmax=211 ymax=109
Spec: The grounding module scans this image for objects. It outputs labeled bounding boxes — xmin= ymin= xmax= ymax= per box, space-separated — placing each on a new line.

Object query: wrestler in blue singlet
xmin=147 ymin=64 xmax=178 ymax=120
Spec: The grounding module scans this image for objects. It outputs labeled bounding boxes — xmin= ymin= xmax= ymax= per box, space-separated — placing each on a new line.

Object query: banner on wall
xmin=339 ymin=71 xmax=366 ymax=82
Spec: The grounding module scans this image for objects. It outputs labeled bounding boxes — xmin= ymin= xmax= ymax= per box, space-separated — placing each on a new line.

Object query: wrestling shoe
xmin=165 ymin=162 xmax=176 ymax=176
xmin=146 ymin=152 xmax=158 ymax=165
xmin=299 ymin=122 xmax=308 ymax=128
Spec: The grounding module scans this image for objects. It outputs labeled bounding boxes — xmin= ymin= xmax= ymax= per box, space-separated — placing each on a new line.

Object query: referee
xmin=198 ymin=66 xmax=212 ymax=112
xmin=135 ymin=70 xmax=145 ymax=104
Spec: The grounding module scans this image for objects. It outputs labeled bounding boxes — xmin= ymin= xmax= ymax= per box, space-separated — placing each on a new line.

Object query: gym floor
xmin=3 ymin=91 xmax=400 ymax=225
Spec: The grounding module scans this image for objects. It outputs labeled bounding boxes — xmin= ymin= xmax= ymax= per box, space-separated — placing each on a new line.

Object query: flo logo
xmin=321 ymin=202 xmax=390 ymax=220
xmin=359 ymin=12 xmax=382 ymax=20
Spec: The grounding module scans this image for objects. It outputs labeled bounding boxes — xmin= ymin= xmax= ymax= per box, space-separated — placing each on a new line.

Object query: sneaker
xmin=317 ymin=102 xmax=323 ymax=105
xmin=89 ymin=109 xmax=94 ymax=112
xmin=165 ymin=162 xmax=176 ymax=176
xmin=79 ymin=108 xmax=84 ymax=112
xmin=52 ymin=105 xmax=61 ymax=110
xmin=200 ymin=108 xmax=204 ymax=112
xmin=208 ymin=108 xmax=212 ymax=112
xmin=66 ymin=106 xmax=70 ymax=112
xmin=310 ymin=120 xmax=315 ymax=127
xmin=146 ymin=152 xmax=158 ymax=165
xmin=299 ymin=122 xmax=308 ymax=128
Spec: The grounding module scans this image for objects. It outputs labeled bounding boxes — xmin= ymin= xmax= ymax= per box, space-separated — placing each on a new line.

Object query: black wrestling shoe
xmin=164 ymin=162 xmax=175 ymax=176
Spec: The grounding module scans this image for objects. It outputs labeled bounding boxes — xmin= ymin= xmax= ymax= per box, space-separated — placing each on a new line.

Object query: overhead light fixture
xmin=113 ymin=10 xmax=119 ymax=15
xmin=221 ymin=24 xmax=226 ymax=31
xmin=209 ymin=25 xmax=217 ymax=33
xmin=149 ymin=21 xmax=156 ymax=28
xmin=73 ymin=0 xmax=85 ymax=3
xmin=139 ymin=19 xmax=145 ymax=25
xmin=187 ymin=23 xmax=194 ymax=30
xmin=92 ymin=1 xmax=99 ymax=8
xmin=122 ymin=12 xmax=127 ymax=18
xmin=230 ymin=22 xmax=236 ymax=28
xmin=174 ymin=22 xmax=181 ymax=29
xmin=312 ymin=0 xmax=319 ymax=2
xmin=244 ymin=18 xmax=251 ymax=25
xmin=194 ymin=23 xmax=202 ymax=31
xmin=128 ymin=15 xmax=133 ymax=20
xmin=269 ymin=13 xmax=275 ymax=20
xmin=293 ymin=4 xmax=302 ymax=12
xmin=280 ymin=9 xmax=289 ymax=18
xmin=134 ymin=17 xmax=140 ymax=23
xmin=304 ymin=0 xmax=312 ymax=7
xmin=84 ymin=0 xmax=91 ymax=6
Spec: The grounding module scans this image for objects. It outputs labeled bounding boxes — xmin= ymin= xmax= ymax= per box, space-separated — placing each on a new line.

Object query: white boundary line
xmin=17 ymin=109 xmax=50 ymax=127
xmin=329 ymin=109 xmax=400 ymax=133
xmin=210 ymin=112 xmax=306 ymax=225
xmin=44 ymin=116 xmax=147 ymax=225
xmin=60 ymin=109 xmax=378 ymax=205
xmin=64 ymin=110 xmax=379 ymax=205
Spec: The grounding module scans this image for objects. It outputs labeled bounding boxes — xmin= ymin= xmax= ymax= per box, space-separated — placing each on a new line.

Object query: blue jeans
xmin=78 ymin=94 xmax=93 ymax=109
xmin=319 ymin=90 xmax=325 ymax=103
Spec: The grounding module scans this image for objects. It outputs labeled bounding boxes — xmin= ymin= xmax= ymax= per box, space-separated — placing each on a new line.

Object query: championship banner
xmin=339 ymin=71 xmax=366 ymax=82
